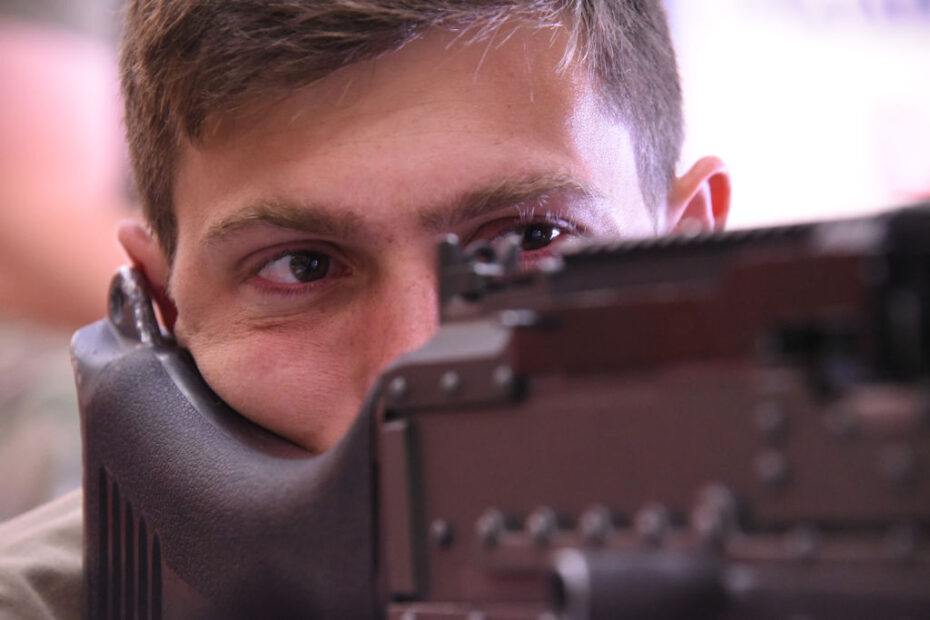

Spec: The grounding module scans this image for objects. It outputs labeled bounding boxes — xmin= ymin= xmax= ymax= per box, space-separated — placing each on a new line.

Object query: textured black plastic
xmin=75 ymin=317 xmax=378 ymax=619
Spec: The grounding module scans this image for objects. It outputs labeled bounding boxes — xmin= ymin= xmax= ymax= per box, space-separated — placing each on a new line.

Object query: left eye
xmin=520 ymin=223 xmax=562 ymax=251
xmin=257 ymin=251 xmax=331 ymax=284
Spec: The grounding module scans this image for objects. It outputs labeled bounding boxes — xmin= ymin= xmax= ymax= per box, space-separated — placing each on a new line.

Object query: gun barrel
xmin=552 ymin=549 xmax=724 ymax=620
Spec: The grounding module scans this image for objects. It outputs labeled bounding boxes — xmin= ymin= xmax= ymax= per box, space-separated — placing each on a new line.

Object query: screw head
xmin=635 ymin=504 xmax=671 ymax=546
xmin=388 ymin=376 xmax=408 ymax=401
xmin=579 ymin=505 xmax=612 ymax=547
xmin=493 ymin=365 xmax=514 ymax=390
xmin=692 ymin=484 xmax=739 ymax=546
xmin=476 ymin=509 xmax=506 ymax=548
xmin=440 ymin=371 xmax=461 ymax=395
xmin=430 ymin=519 xmax=454 ymax=548
xmin=526 ymin=507 xmax=558 ymax=546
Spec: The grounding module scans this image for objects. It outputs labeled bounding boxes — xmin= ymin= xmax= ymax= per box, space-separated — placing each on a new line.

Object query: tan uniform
xmin=0 ymin=490 xmax=82 ymax=620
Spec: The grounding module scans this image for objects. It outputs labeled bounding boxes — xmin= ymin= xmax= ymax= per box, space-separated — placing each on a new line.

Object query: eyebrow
xmin=203 ymin=173 xmax=604 ymax=247
xmin=418 ymin=174 xmax=603 ymax=233
xmin=204 ymin=200 xmax=364 ymax=247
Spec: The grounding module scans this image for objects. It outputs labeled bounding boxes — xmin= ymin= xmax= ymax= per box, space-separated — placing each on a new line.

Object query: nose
xmin=367 ymin=246 xmax=441 ymax=373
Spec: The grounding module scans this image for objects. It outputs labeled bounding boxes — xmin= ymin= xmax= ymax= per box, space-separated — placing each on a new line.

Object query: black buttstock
xmin=75 ymin=267 xmax=378 ymax=619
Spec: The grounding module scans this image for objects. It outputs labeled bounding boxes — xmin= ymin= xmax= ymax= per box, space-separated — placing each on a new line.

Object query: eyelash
xmin=469 ymin=214 xmax=579 ymax=256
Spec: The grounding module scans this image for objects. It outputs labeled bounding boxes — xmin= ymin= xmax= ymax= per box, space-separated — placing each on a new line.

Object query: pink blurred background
xmin=668 ymin=0 xmax=930 ymax=227
xmin=0 ymin=1 xmax=127 ymax=519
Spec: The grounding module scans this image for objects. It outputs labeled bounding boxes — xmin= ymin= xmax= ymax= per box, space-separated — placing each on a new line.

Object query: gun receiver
xmin=74 ymin=206 xmax=930 ymax=619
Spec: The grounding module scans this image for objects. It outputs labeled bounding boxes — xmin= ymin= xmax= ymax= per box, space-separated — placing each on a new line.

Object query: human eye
xmin=473 ymin=216 xmax=579 ymax=262
xmin=248 ymin=247 xmax=348 ymax=294
xmin=517 ymin=222 xmax=564 ymax=251
xmin=258 ymin=250 xmax=331 ymax=284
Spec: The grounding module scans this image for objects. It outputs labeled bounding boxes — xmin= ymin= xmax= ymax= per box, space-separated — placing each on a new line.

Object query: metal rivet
xmin=400 ymin=612 xmax=416 ymax=620
xmin=635 ymin=504 xmax=671 ymax=546
xmin=692 ymin=485 xmax=739 ymax=546
xmin=430 ymin=519 xmax=454 ymax=548
xmin=724 ymin=566 xmax=756 ymax=595
xmin=388 ymin=376 xmax=408 ymax=401
xmin=476 ymin=509 xmax=506 ymax=548
xmin=440 ymin=371 xmax=461 ymax=395
xmin=579 ymin=505 xmax=612 ymax=547
xmin=493 ymin=365 xmax=514 ymax=390
xmin=526 ymin=507 xmax=558 ymax=546
xmin=755 ymin=450 xmax=789 ymax=489
xmin=754 ymin=402 xmax=787 ymax=442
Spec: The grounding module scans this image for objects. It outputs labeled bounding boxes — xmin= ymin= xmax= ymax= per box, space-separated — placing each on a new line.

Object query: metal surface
xmin=380 ymin=205 xmax=930 ymax=619
xmin=76 ymin=204 xmax=930 ymax=619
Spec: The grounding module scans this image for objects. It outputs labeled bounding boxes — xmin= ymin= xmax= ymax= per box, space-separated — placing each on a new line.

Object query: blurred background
xmin=0 ymin=0 xmax=128 ymax=520
xmin=0 ymin=0 xmax=928 ymax=519
xmin=668 ymin=0 xmax=930 ymax=227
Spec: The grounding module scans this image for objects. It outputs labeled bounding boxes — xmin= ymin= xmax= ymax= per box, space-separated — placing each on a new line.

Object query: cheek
xmin=176 ymin=311 xmax=383 ymax=452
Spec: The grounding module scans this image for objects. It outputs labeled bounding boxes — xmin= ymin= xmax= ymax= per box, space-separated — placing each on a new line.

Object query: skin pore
xmin=120 ymin=25 xmax=730 ymax=453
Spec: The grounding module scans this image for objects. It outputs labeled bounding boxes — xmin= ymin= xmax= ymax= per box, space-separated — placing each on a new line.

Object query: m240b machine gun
xmin=73 ymin=206 xmax=930 ymax=619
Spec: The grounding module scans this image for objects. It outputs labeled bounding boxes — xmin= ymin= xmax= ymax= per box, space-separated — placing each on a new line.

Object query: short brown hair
xmin=121 ymin=0 xmax=682 ymax=260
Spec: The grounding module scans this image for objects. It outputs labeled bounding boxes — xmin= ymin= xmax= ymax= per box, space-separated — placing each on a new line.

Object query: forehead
xmin=173 ymin=24 xmax=648 ymax=240
xmin=202 ymin=24 xmax=586 ymax=148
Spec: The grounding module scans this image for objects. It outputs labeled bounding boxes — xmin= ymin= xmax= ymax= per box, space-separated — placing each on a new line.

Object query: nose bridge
xmin=371 ymin=246 xmax=440 ymax=365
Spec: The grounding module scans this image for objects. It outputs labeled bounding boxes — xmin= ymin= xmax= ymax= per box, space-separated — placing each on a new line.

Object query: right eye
xmin=257 ymin=251 xmax=332 ymax=284
xmin=517 ymin=222 xmax=563 ymax=251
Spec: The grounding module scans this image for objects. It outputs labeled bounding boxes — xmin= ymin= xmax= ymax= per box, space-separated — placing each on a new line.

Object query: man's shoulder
xmin=0 ymin=488 xmax=83 ymax=620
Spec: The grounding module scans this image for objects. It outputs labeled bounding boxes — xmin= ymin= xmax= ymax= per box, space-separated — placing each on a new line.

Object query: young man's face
xmin=123 ymin=26 xmax=728 ymax=453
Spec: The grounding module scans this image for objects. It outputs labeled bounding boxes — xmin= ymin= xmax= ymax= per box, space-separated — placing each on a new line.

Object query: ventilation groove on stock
xmin=99 ymin=468 xmax=162 ymax=620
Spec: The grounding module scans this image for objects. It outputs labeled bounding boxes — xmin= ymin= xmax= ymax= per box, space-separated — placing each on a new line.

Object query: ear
xmin=666 ymin=156 xmax=731 ymax=234
xmin=117 ymin=220 xmax=178 ymax=331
